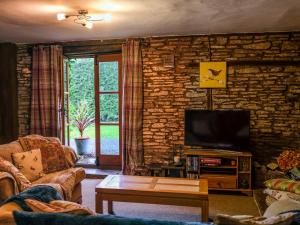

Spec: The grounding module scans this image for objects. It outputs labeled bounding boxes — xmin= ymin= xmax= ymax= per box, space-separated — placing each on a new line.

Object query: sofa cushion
xmin=263 ymin=199 xmax=300 ymax=218
xmin=264 ymin=188 xmax=300 ymax=202
xmin=265 ymin=179 xmax=300 ymax=194
xmin=12 ymin=149 xmax=44 ymax=182
xmin=33 ymin=168 xmax=85 ymax=186
xmin=32 ymin=168 xmax=85 ymax=200
xmin=215 ymin=212 xmax=297 ymax=225
xmin=0 ymin=157 xmax=31 ymax=191
xmin=24 ymin=199 xmax=95 ymax=215
xmin=19 ymin=135 xmax=68 ymax=173
xmin=0 ymin=141 xmax=23 ymax=163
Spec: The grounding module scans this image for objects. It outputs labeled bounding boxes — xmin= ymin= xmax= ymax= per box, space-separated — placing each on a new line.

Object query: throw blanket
xmin=13 ymin=212 xmax=209 ymax=225
xmin=0 ymin=185 xmax=63 ymax=211
xmin=0 ymin=185 xmax=94 ymax=225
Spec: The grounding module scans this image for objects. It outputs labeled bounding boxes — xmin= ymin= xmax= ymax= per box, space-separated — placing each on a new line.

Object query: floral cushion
xmin=265 ymin=179 xmax=300 ymax=194
xmin=12 ymin=149 xmax=44 ymax=182
xmin=19 ymin=135 xmax=68 ymax=173
xmin=0 ymin=157 xmax=31 ymax=191
xmin=277 ymin=150 xmax=300 ymax=171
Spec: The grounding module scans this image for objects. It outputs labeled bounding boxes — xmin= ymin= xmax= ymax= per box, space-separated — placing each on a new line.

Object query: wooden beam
xmin=189 ymin=60 xmax=300 ymax=67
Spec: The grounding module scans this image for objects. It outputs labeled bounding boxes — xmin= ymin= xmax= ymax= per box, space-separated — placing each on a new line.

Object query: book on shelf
xmin=202 ymin=163 xmax=221 ymax=167
xmin=200 ymin=158 xmax=221 ymax=165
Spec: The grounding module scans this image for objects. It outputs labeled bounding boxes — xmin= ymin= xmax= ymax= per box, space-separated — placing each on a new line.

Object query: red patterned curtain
xmin=30 ymin=45 xmax=63 ymax=139
xmin=122 ymin=40 xmax=144 ymax=174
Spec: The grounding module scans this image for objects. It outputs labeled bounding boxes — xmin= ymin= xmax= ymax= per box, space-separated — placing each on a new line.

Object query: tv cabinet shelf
xmin=185 ymin=149 xmax=252 ymax=196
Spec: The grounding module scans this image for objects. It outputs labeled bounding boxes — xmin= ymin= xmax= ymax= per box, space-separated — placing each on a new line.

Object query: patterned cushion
xmin=12 ymin=149 xmax=44 ymax=182
xmin=215 ymin=213 xmax=296 ymax=225
xmin=19 ymin=135 xmax=68 ymax=173
xmin=264 ymin=188 xmax=300 ymax=202
xmin=0 ymin=157 xmax=31 ymax=191
xmin=265 ymin=195 xmax=277 ymax=207
xmin=265 ymin=179 xmax=300 ymax=194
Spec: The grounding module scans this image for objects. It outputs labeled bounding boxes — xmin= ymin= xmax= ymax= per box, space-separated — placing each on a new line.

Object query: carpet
xmin=82 ymin=179 xmax=259 ymax=222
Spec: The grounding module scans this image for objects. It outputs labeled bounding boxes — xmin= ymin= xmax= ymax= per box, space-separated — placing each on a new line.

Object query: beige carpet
xmin=82 ymin=179 xmax=259 ymax=222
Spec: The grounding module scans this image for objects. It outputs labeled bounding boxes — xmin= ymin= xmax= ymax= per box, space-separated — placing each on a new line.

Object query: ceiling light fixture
xmin=56 ymin=10 xmax=111 ymax=29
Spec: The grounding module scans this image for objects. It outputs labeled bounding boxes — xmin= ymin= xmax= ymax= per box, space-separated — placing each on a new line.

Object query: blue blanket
xmin=0 ymin=185 xmax=63 ymax=211
xmin=13 ymin=211 xmax=210 ymax=225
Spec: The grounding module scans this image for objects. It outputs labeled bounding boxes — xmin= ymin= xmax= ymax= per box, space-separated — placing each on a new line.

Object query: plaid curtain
xmin=122 ymin=40 xmax=144 ymax=174
xmin=30 ymin=45 xmax=63 ymax=139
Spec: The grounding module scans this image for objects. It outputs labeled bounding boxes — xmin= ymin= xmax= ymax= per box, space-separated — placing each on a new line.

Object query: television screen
xmin=184 ymin=110 xmax=250 ymax=151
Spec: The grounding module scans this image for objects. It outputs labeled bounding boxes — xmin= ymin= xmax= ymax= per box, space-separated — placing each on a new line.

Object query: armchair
xmin=0 ymin=136 xmax=85 ymax=203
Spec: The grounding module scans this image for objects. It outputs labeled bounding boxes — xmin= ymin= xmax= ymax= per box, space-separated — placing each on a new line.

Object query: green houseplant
xmin=73 ymin=100 xmax=95 ymax=155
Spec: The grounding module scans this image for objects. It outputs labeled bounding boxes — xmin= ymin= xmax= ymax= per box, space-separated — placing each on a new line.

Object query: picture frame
xmin=199 ymin=62 xmax=227 ymax=88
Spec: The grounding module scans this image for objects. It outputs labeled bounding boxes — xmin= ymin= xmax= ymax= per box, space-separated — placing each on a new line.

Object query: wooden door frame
xmin=95 ymin=53 xmax=122 ymax=169
xmin=62 ymin=59 xmax=71 ymax=146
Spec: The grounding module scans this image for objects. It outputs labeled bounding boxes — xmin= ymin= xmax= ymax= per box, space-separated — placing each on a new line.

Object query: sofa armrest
xmin=0 ymin=172 xmax=19 ymax=202
xmin=63 ymin=146 xmax=78 ymax=167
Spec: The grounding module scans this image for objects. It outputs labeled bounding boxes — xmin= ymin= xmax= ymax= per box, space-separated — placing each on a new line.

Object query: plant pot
xmin=75 ymin=137 xmax=90 ymax=155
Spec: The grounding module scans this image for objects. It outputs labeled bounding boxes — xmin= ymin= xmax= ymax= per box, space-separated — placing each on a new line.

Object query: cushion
xmin=12 ymin=149 xmax=44 ymax=182
xmin=277 ymin=150 xmax=300 ymax=172
xmin=0 ymin=157 xmax=31 ymax=191
xmin=266 ymin=195 xmax=277 ymax=207
xmin=19 ymin=135 xmax=68 ymax=173
xmin=24 ymin=199 xmax=95 ymax=215
xmin=263 ymin=200 xmax=300 ymax=218
xmin=264 ymin=188 xmax=300 ymax=202
xmin=33 ymin=167 xmax=85 ymax=186
xmin=33 ymin=169 xmax=77 ymax=201
xmin=215 ymin=213 xmax=296 ymax=225
xmin=265 ymin=179 xmax=300 ymax=194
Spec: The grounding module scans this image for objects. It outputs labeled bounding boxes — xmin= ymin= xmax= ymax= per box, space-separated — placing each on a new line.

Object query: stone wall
xmin=16 ymin=44 xmax=32 ymax=136
xmin=15 ymin=32 xmax=300 ymax=165
xmin=142 ymin=33 xmax=300 ymax=165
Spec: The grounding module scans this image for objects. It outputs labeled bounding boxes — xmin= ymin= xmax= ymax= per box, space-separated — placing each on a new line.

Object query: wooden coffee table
xmin=95 ymin=175 xmax=209 ymax=222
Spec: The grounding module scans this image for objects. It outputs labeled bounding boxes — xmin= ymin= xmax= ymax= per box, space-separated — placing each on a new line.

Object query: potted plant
xmin=73 ymin=100 xmax=95 ymax=155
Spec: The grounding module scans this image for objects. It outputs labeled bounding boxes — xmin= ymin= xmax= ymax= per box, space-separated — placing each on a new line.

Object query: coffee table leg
xmin=201 ymin=200 xmax=209 ymax=222
xmin=108 ymin=200 xmax=114 ymax=214
xmin=96 ymin=193 xmax=103 ymax=214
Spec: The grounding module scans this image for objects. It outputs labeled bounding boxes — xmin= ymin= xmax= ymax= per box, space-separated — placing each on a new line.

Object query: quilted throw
xmin=19 ymin=135 xmax=68 ymax=174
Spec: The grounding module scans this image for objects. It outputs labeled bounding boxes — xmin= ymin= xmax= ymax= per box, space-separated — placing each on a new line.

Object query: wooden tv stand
xmin=184 ymin=149 xmax=252 ymax=196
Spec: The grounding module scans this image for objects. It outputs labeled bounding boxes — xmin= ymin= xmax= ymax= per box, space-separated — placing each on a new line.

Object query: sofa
xmin=0 ymin=135 xmax=85 ymax=203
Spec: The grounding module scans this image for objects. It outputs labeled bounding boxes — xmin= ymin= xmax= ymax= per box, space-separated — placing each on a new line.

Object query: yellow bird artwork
xmin=199 ymin=62 xmax=227 ymax=88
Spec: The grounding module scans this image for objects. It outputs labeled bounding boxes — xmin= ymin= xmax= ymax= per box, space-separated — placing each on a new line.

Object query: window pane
xmin=99 ymin=61 xmax=118 ymax=91
xmin=100 ymin=125 xmax=119 ymax=155
xmin=100 ymin=94 xmax=119 ymax=123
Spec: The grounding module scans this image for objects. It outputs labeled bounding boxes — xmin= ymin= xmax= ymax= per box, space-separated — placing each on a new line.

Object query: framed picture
xmin=162 ymin=54 xmax=174 ymax=68
xmin=199 ymin=62 xmax=227 ymax=88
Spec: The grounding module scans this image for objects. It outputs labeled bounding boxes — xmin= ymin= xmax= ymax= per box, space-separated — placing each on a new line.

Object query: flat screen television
xmin=184 ymin=110 xmax=250 ymax=151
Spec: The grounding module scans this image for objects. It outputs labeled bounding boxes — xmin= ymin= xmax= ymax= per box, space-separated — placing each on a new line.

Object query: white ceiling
xmin=0 ymin=0 xmax=300 ymax=43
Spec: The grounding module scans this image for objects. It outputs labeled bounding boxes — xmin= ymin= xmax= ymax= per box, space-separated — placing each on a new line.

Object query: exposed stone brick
xmin=142 ymin=33 xmax=300 ymax=166
xmin=16 ymin=44 xmax=32 ymax=137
